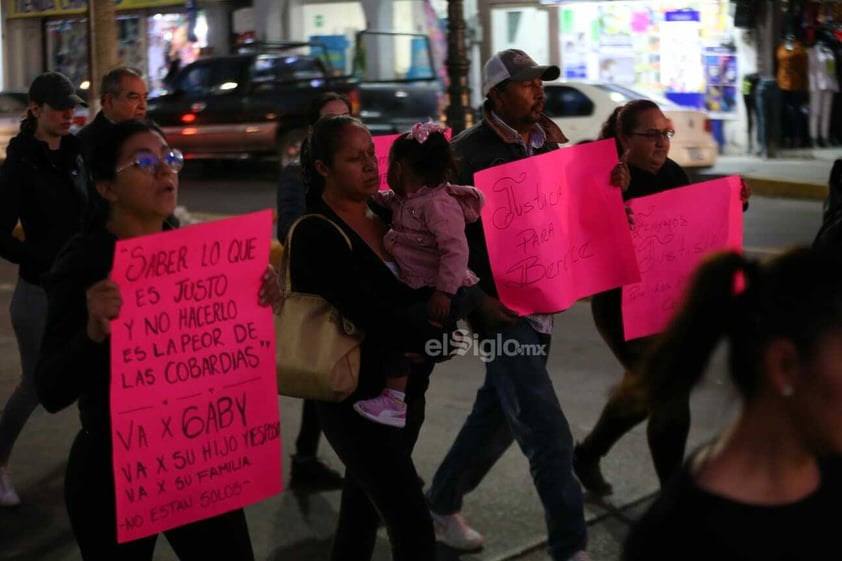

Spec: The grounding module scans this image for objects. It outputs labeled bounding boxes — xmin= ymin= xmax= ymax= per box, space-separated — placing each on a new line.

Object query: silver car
xmin=542 ymin=81 xmax=719 ymax=168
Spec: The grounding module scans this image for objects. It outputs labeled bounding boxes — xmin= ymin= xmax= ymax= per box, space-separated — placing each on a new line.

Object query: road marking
xmin=744 ymin=246 xmax=781 ymax=257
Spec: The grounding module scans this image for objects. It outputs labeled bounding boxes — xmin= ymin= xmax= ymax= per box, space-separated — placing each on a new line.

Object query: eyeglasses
xmin=628 ymin=129 xmax=675 ymax=141
xmin=115 ymin=149 xmax=184 ymax=175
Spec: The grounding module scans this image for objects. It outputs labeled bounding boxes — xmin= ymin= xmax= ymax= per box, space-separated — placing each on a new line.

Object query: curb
xmin=743 ymin=177 xmax=827 ymax=201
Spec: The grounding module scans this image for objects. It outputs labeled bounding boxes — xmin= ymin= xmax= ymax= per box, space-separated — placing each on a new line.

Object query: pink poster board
xmin=373 ymin=129 xmax=452 ymax=191
xmin=109 ymin=210 xmax=281 ymax=543
xmin=373 ymin=133 xmax=401 ymax=191
xmin=475 ymin=139 xmax=640 ymax=315
xmin=622 ymin=176 xmax=744 ymax=340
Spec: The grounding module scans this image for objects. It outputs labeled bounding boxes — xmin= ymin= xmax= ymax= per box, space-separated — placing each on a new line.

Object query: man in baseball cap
xmin=482 ymin=48 xmax=560 ymax=95
xmin=424 ymin=48 xmax=597 ymax=561
xmin=28 ymin=72 xmax=87 ymax=109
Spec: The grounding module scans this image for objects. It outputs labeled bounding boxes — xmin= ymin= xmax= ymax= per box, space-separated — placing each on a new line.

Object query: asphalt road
xmin=0 ymin=166 xmax=828 ymax=561
xmin=175 ymin=161 xmax=825 ymax=255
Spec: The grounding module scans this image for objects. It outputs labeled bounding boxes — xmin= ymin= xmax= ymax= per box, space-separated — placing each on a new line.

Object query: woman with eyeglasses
xmin=573 ymin=100 xmax=750 ymax=496
xmin=0 ymin=72 xmax=89 ymax=506
xmin=35 ymin=120 xmax=270 ymax=560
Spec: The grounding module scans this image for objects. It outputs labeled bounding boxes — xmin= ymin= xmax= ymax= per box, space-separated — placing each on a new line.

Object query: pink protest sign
xmin=109 ymin=210 xmax=281 ymax=543
xmin=475 ymin=139 xmax=640 ymax=314
xmin=622 ymin=176 xmax=744 ymax=340
xmin=373 ymin=128 xmax=452 ymax=191
xmin=373 ymin=133 xmax=401 ymax=191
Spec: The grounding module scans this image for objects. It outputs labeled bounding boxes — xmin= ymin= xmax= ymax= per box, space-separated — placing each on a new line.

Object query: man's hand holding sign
xmin=473 ymin=139 xmax=640 ymax=314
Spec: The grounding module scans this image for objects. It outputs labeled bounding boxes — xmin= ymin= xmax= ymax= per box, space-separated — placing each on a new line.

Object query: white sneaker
xmin=430 ymin=511 xmax=484 ymax=551
xmin=0 ymin=466 xmax=21 ymax=506
xmin=568 ymin=551 xmax=592 ymax=561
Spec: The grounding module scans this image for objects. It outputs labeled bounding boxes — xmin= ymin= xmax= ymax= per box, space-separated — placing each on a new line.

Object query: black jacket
xmin=36 ymin=227 xmax=114 ymax=434
xmin=288 ymin=199 xmax=438 ymax=401
xmin=76 ymin=110 xmax=112 ymax=164
xmin=453 ymin=109 xmax=567 ymax=299
xmin=0 ymin=131 xmax=89 ymax=285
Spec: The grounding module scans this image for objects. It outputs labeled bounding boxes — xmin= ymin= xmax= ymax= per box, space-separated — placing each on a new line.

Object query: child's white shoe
xmin=353 ymin=390 xmax=407 ymax=428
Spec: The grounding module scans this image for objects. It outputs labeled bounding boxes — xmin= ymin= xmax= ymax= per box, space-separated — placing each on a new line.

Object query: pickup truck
xmin=146 ymin=41 xmax=359 ymax=167
xmin=353 ymin=30 xmax=445 ymax=134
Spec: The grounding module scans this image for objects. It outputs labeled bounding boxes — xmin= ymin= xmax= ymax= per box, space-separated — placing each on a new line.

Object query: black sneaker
xmin=572 ymin=444 xmax=613 ymax=496
xmin=289 ymin=455 xmax=344 ymax=491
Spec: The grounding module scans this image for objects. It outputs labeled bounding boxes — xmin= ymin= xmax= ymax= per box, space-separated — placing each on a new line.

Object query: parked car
xmin=542 ymin=81 xmax=718 ymax=168
xmin=0 ymin=91 xmax=89 ymax=161
xmin=353 ymin=30 xmax=444 ymax=134
xmin=146 ymin=41 xmax=360 ymax=167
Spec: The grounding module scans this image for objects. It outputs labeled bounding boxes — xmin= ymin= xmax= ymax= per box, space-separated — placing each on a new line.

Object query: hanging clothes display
xmin=776 ymin=35 xmax=810 ymax=148
xmin=808 ymin=41 xmax=839 ymax=146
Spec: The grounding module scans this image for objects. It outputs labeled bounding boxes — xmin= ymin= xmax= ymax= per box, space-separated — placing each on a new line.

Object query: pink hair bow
xmin=408 ymin=121 xmax=447 ymax=144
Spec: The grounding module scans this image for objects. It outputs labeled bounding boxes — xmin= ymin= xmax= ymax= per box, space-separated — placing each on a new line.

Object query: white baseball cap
xmin=482 ymin=49 xmax=560 ymax=96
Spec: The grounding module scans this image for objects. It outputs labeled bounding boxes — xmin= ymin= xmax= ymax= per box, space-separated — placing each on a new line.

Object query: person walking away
xmin=353 ymin=121 xmax=485 ymax=427
xmin=0 ymin=72 xmax=89 ymax=506
xmin=623 ymin=248 xmax=842 ymax=561
xmin=424 ymin=49 xmax=628 ymax=561
xmin=277 ymin=92 xmax=351 ymax=490
xmin=35 ymin=120 xmax=273 ymax=559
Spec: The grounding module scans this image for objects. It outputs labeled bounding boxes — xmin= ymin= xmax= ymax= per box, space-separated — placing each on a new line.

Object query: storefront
xmin=557 ymin=1 xmax=739 ymax=118
xmin=5 ymin=0 xmax=209 ymax=92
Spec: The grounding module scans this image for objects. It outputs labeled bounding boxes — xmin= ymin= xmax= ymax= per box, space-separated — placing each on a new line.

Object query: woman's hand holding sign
xmin=86 ymin=279 xmax=122 ymax=343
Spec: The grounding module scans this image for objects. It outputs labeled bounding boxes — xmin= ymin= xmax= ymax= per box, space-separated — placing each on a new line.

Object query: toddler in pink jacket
xmin=353 ymin=122 xmax=486 ymax=427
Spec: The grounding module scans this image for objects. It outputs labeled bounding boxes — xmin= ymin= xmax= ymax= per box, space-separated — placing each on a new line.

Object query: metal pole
xmin=88 ymin=0 xmax=118 ymax=114
xmin=445 ymin=0 xmax=473 ymax=135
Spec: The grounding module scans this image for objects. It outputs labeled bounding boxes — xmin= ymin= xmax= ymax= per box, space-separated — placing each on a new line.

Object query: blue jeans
xmin=426 ymin=318 xmax=586 ymax=560
xmin=0 ymin=278 xmax=47 ymax=463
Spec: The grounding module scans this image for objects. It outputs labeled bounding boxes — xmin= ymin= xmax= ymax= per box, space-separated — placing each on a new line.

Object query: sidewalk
xmin=694 ymin=146 xmax=842 ymax=200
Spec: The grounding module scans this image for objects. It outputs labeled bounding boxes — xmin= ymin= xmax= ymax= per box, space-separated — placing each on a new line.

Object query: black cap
xmin=28 ymin=72 xmax=87 ymax=110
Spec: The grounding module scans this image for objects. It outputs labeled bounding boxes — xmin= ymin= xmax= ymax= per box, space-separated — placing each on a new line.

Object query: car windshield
xmin=253 ymin=55 xmax=327 ymax=82
xmin=591 ymin=84 xmax=680 ymax=109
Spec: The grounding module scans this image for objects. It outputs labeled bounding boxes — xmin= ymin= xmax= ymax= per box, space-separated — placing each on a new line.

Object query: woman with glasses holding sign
xmin=0 ymin=72 xmax=89 ymax=507
xmin=34 ymin=120 xmax=275 ymax=560
xmin=574 ymin=100 xmax=750 ymax=496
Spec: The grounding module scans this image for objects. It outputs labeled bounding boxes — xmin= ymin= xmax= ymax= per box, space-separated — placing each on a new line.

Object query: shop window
xmin=543 ymin=86 xmax=594 ymax=118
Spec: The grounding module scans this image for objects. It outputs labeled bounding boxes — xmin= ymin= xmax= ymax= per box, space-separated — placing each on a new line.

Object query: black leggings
xmin=65 ymin=430 xmax=255 ymax=561
xmin=582 ymin=290 xmax=691 ymax=486
xmin=317 ymin=386 xmax=435 ymax=561
xmin=295 ymin=399 xmax=322 ymax=457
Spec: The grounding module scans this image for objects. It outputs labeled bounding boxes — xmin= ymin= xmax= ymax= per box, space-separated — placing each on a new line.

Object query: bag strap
xmin=281 ymin=214 xmax=353 ymax=295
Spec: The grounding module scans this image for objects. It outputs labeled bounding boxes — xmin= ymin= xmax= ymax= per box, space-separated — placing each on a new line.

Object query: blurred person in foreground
xmin=0 ymin=71 xmax=89 ymax=506
xmin=623 ymin=248 xmax=842 ymax=561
